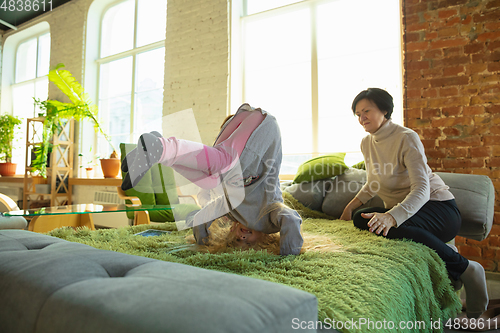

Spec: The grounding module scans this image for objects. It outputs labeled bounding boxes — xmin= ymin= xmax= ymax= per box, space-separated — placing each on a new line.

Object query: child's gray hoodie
xmin=191 ymin=104 xmax=303 ymax=255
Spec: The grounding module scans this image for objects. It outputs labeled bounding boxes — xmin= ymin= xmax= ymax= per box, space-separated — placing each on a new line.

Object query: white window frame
xmin=83 ymin=0 xmax=166 ymax=171
xmin=95 ymin=40 xmax=166 ymax=147
xmin=1 ymin=22 xmax=51 ymax=175
xmin=13 ymin=32 xmax=50 ymax=113
xmin=230 ymin=0 xmax=404 ymax=175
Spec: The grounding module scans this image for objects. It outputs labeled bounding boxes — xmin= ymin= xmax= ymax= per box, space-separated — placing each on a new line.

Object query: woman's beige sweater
xmin=355 ymin=120 xmax=454 ymax=226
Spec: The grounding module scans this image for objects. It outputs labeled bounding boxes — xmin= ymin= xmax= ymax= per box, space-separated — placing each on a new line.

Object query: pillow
xmin=283 ymin=180 xmax=329 ymax=211
xmin=293 ymin=153 xmax=348 ymax=184
xmin=435 ymin=172 xmax=494 ymax=241
xmin=321 ymin=168 xmax=384 ymax=218
xmin=351 ymin=161 xmax=366 ymax=170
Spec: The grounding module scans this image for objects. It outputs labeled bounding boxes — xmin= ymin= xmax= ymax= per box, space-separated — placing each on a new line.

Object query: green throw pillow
xmin=293 ymin=153 xmax=348 ymax=183
xmin=351 ymin=161 xmax=366 ymax=170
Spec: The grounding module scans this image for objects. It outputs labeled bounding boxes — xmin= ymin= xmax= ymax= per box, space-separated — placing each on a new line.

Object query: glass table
xmin=4 ymin=204 xmax=173 ymax=233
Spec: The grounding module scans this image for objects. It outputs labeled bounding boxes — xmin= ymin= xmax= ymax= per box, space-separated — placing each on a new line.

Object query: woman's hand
xmin=340 ymin=197 xmax=362 ymax=221
xmin=362 ymin=212 xmax=397 ymax=236
xmin=339 ymin=207 xmax=352 ymax=221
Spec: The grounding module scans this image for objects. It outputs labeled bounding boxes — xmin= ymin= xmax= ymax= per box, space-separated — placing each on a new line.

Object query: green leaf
xmin=48 ymin=63 xmax=87 ymax=105
xmin=31 ymin=64 xmax=118 ymax=176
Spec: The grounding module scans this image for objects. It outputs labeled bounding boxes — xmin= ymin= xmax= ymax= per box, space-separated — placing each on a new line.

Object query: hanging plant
xmin=34 ymin=63 xmax=117 ymax=177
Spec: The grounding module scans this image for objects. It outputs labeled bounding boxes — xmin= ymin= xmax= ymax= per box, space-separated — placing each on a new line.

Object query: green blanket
xmin=47 ymin=193 xmax=461 ymax=332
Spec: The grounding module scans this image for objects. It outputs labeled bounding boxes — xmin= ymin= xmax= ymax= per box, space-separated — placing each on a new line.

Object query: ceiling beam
xmin=0 ymin=19 xmax=17 ymax=30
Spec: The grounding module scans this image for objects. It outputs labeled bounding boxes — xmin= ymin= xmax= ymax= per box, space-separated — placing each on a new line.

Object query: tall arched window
xmin=232 ymin=0 xmax=403 ymax=174
xmin=1 ymin=23 xmax=50 ymax=174
xmin=96 ymin=0 xmax=167 ymax=156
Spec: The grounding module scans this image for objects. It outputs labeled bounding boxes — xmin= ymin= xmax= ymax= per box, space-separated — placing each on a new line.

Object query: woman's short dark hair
xmin=351 ymin=88 xmax=394 ymax=119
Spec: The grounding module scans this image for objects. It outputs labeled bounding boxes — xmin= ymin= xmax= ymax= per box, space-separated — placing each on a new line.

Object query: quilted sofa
xmin=0 ymin=230 xmax=318 ymax=333
xmin=283 ymin=170 xmax=495 ymax=241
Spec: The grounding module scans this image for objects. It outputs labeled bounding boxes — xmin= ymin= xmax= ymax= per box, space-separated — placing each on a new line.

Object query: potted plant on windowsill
xmin=78 ymin=146 xmax=101 ymax=178
xmin=34 ymin=63 xmax=118 ymax=178
xmin=0 ymin=114 xmax=22 ymax=176
xmin=99 ymin=150 xmax=120 ymax=178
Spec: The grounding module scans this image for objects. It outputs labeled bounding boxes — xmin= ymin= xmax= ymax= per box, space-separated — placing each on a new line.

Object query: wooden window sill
xmin=0 ymin=175 xmax=24 ymax=183
xmin=0 ymin=175 xmax=122 ymax=186
xmin=69 ymin=177 xmax=122 ymax=186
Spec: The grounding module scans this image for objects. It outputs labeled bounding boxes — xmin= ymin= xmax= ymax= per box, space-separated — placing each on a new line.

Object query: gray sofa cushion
xmin=0 ymin=215 xmax=28 ymax=230
xmin=436 ymin=172 xmax=494 ymax=241
xmin=283 ymin=180 xmax=329 ymax=211
xmin=284 ymin=169 xmax=494 ymax=241
xmin=321 ymin=168 xmax=384 ymax=218
xmin=0 ymin=230 xmax=318 ymax=333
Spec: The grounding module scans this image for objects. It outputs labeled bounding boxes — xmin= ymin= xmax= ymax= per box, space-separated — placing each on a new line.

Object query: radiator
xmin=93 ymin=191 xmax=124 ymax=205
xmin=0 ymin=186 xmax=22 ymax=201
xmin=92 ymin=191 xmax=128 ymax=228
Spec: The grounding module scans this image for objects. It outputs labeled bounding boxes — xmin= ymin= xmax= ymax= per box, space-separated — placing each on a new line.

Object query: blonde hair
xmin=204 ymin=216 xmax=281 ymax=255
xmin=192 ymin=213 xmax=341 ymax=255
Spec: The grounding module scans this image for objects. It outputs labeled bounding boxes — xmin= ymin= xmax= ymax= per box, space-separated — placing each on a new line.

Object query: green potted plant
xmin=34 ymin=63 xmax=118 ymax=177
xmin=99 ymin=149 xmax=120 ymax=178
xmin=30 ymin=143 xmax=52 ymax=178
xmin=78 ymin=146 xmax=99 ymax=178
xmin=0 ymin=114 xmax=22 ymax=176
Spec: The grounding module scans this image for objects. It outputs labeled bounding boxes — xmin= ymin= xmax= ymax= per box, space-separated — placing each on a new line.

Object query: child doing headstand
xmin=121 ymin=103 xmax=303 ymax=255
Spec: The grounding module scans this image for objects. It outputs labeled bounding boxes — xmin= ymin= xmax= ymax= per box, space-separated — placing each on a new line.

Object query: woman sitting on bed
xmin=339 ymin=87 xmax=488 ymax=319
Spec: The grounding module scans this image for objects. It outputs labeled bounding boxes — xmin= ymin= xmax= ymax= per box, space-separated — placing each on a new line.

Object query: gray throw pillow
xmin=322 ymin=168 xmax=383 ymax=218
xmin=435 ymin=172 xmax=494 ymax=241
xmin=284 ymin=180 xmax=330 ymax=211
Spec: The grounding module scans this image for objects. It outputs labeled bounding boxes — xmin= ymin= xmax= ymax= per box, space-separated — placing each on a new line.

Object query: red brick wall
xmin=403 ymin=0 xmax=500 ymax=271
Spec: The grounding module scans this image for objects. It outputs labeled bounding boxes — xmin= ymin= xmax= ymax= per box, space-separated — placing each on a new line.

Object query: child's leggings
xmin=158 ymin=110 xmax=265 ymax=189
